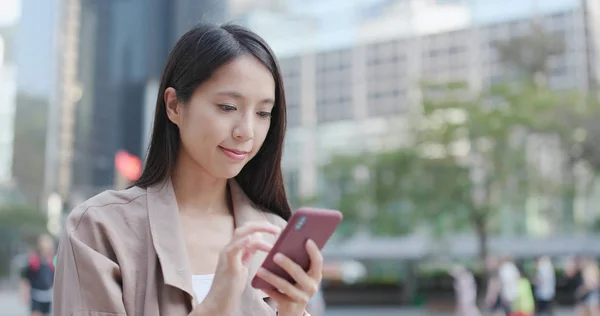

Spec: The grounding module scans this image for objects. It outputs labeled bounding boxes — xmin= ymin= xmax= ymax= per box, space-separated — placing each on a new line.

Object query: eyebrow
xmin=216 ymin=91 xmax=275 ymax=105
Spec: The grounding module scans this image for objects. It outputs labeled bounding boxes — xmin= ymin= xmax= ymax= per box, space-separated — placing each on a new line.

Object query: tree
xmin=491 ymin=22 xmax=600 ymax=232
xmin=493 ymin=23 xmax=564 ymax=83
xmin=321 ymin=150 xmax=424 ymax=237
xmin=12 ymin=93 xmax=49 ymax=206
xmin=416 ymin=77 xmax=579 ymax=263
xmin=320 ymin=145 xmax=476 ymax=238
xmin=0 ymin=204 xmax=48 ymax=276
xmin=552 ymin=94 xmax=600 ymax=231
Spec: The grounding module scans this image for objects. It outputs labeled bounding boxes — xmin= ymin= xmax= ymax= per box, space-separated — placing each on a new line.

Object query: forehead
xmin=198 ymin=54 xmax=276 ymax=100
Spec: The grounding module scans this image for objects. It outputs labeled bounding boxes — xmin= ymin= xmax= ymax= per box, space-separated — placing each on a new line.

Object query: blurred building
xmin=236 ymin=0 xmax=600 ymax=234
xmin=0 ymin=20 xmax=18 ymax=186
xmin=46 ymin=0 xmax=228 ymax=206
xmin=10 ymin=0 xmax=62 ymax=207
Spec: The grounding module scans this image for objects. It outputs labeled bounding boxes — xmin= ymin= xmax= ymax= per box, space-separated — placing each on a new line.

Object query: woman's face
xmin=166 ymin=54 xmax=276 ymax=180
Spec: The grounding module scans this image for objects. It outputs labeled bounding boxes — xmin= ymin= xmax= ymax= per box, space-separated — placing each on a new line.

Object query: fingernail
xmin=274 ymin=253 xmax=284 ymax=263
xmin=258 ymin=267 xmax=266 ymax=275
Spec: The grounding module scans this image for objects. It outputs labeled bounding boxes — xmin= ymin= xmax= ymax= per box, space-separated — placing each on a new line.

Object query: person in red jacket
xmin=20 ymin=234 xmax=55 ymax=316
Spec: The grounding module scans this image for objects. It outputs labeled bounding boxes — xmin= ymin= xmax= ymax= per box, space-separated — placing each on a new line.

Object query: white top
xmin=536 ymin=260 xmax=556 ymax=300
xmin=499 ymin=262 xmax=520 ymax=302
xmin=192 ymin=274 xmax=312 ymax=316
xmin=192 ymin=274 xmax=215 ymax=304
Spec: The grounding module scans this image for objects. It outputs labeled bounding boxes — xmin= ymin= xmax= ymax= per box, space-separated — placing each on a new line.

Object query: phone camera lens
xmin=295 ymin=216 xmax=307 ymax=230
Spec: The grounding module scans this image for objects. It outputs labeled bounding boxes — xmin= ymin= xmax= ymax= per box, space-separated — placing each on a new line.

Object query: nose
xmin=233 ymin=114 xmax=254 ymax=141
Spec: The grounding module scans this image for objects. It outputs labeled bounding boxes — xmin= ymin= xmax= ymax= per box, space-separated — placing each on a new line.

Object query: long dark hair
xmin=134 ymin=23 xmax=291 ymax=220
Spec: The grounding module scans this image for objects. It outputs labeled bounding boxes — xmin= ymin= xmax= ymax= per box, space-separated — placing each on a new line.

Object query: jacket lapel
xmin=228 ymin=179 xmax=279 ymax=280
xmin=229 ymin=180 xmax=279 ymax=315
xmin=146 ymin=179 xmax=196 ymax=307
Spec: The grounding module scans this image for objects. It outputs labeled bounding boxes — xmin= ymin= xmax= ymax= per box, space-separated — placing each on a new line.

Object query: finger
xmin=245 ymin=238 xmax=273 ymax=254
xmin=233 ymin=222 xmax=281 ymax=240
xmin=256 ymin=267 xmax=309 ymax=304
xmin=273 ymin=253 xmax=318 ymax=295
xmin=306 ymin=239 xmax=324 ymax=281
xmin=241 ymin=239 xmax=273 ymax=264
xmin=262 ymin=288 xmax=288 ymax=304
xmin=228 ymin=233 xmax=271 ymax=258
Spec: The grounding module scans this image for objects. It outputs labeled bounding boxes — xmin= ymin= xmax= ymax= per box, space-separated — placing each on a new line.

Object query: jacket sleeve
xmin=53 ymin=207 xmax=127 ymax=316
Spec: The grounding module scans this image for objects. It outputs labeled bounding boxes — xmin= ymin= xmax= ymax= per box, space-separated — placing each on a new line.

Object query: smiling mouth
xmin=219 ymin=146 xmax=248 ymax=161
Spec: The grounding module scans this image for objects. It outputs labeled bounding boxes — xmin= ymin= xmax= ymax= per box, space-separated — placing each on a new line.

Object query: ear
xmin=164 ymin=87 xmax=182 ymax=126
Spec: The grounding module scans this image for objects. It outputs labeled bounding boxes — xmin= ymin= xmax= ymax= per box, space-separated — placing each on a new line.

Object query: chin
xmin=214 ymin=165 xmax=245 ymax=180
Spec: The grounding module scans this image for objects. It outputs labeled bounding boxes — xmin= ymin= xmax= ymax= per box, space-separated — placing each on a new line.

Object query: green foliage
xmin=0 ymin=204 xmax=47 ymax=235
xmin=317 ymin=76 xmax=594 ymax=257
xmin=0 ymin=203 xmax=48 ymax=276
xmin=493 ymin=24 xmax=565 ymax=79
xmin=320 ymin=152 xmax=422 ymax=236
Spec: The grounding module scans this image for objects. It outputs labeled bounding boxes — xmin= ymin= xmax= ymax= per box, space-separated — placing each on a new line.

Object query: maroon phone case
xmin=251 ymin=207 xmax=343 ymax=291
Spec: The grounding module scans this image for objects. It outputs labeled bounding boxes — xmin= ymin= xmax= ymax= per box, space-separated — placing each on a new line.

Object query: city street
xmin=0 ymin=290 xmax=576 ymax=316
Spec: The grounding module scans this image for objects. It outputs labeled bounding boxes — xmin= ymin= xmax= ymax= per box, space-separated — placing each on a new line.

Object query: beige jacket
xmin=53 ymin=179 xmax=287 ymax=316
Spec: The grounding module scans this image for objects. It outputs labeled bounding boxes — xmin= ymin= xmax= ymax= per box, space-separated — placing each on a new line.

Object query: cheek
xmin=180 ymin=109 xmax=220 ymax=149
xmin=253 ymin=121 xmax=271 ymax=149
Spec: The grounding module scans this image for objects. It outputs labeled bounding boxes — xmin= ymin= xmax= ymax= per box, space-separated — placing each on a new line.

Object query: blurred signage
xmin=115 ymin=150 xmax=142 ymax=182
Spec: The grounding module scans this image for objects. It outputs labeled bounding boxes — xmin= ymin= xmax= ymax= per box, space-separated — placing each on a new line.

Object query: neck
xmin=171 ymin=152 xmax=229 ymax=216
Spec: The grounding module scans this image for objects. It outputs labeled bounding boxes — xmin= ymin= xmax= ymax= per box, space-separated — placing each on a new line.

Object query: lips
xmin=219 ymin=146 xmax=249 ymax=161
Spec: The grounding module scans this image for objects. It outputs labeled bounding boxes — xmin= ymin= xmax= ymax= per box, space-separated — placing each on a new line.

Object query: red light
xmin=115 ymin=150 xmax=142 ymax=181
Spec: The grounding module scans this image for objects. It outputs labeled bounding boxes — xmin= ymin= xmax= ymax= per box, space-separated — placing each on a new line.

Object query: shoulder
xmin=261 ymin=211 xmax=288 ymax=230
xmin=65 ymin=186 xmax=148 ymax=237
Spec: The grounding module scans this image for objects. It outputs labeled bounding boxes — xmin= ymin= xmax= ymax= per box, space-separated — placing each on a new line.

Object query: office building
xmin=7 ymin=0 xmax=62 ymax=207
xmin=0 ymin=26 xmax=17 ymax=186
xmin=44 ymin=0 xmax=228 ymax=206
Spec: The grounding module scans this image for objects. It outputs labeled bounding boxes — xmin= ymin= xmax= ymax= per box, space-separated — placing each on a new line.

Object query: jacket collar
xmin=145 ymin=178 xmax=276 ymax=309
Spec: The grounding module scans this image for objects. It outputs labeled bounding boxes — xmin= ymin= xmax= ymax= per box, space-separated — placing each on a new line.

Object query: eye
xmin=257 ymin=111 xmax=272 ymax=118
xmin=218 ymin=104 xmax=236 ymax=112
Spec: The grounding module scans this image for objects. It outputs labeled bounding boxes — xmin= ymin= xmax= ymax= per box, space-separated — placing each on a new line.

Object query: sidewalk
xmin=0 ymin=288 xmax=576 ymax=316
xmin=0 ymin=290 xmax=26 ymax=316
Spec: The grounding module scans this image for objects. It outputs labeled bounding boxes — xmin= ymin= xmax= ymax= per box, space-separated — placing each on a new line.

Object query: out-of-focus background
xmin=1 ymin=0 xmax=600 ymax=315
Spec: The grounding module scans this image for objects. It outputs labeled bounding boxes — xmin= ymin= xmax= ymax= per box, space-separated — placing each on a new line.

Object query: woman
xmin=450 ymin=265 xmax=481 ymax=316
xmin=577 ymin=259 xmax=599 ymax=316
xmin=565 ymin=257 xmax=584 ymax=316
xmin=534 ymin=256 xmax=555 ymax=316
xmin=53 ymin=23 xmax=322 ymax=316
xmin=485 ymin=256 xmax=505 ymax=316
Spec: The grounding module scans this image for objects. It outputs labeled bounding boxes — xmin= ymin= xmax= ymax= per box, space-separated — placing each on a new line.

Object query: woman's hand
xmin=256 ymin=239 xmax=323 ymax=316
xmin=195 ymin=222 xmax=280 ymax=316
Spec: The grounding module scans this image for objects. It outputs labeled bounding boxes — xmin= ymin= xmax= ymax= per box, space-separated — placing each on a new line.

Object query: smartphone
xmin=251 ymin=207 xmax=343 ymax=291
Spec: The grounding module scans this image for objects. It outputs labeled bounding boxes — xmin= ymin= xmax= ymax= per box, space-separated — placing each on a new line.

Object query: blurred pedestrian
xmin=510 ymin=263 xmax=534 ymax=316
xmin=577 ymin=258 xmax=599 ymax=316
xmin=534 ymin=256 xmax=555 ymax=316
xmin=20 ymin=234 xmax=55 ymax=316
xmin=450 ymin=265 xmax=481 ymax=316
xmin=499 ymin=257 xmax=520 ymax=315
xmin=485 ymin=256 xmax=505 ymax=316
xmin=565 ymin=257 xmax=586 ymax=316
